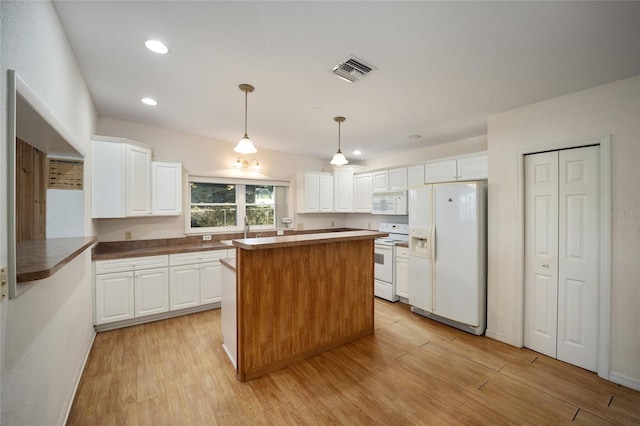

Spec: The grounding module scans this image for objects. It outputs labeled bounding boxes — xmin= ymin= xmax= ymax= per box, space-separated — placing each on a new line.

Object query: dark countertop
xmin=91 ymin=228 xmax=360 ymax=260
xmin=93 ymin=239 xmax=230 ymax=260
xmin=17 ymin=237 xmax=97 ymax=283
xmin=233 ymin=230 xmax=387 ymax=250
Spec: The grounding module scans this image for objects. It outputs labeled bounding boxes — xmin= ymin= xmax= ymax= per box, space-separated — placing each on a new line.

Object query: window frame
xmin=186 ymin=176 xmax=289 ymax=235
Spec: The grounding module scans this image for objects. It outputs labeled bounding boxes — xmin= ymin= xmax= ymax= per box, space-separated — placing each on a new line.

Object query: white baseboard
xmin=485 ymin=329 xmax=517 ymax=346
xmin=609 ymin=371 xmax=640 ymax=392
xmin=61 ymin=329 xmax=97 ymax=425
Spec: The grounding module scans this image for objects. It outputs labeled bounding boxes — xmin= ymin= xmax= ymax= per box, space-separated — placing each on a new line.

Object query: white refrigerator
xmin=408 ymin=181 xmax=486 ymax=335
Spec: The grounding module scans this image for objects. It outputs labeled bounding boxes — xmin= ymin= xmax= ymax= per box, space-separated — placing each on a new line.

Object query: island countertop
xmin=233 ymin=230 xmax=387 ymax=250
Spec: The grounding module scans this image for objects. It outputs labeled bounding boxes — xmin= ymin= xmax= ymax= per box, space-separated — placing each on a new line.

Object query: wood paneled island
xmin=221 ymin=230 xmax=385 ymax=381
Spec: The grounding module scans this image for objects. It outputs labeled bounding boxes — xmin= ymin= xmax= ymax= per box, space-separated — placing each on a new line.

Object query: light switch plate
xmin=202 ymin=235 xmax=212 ymax=241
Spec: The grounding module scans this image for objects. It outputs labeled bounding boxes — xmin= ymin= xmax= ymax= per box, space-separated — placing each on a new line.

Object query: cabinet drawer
xmin=96 ymin=255 xmax=168 ymax=274
xmin=169 ymin=250 xmax=226 ymax=266
xmin=396 ymin=247 xmax=409 ymax=258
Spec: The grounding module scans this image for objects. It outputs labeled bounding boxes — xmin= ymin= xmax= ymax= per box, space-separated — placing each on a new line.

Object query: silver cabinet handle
xmin=542 ymin=264 xmax=549 ymax=268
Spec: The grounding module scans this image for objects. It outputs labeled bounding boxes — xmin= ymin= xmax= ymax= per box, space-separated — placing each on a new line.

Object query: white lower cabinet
xmin=169 ymin=250 xmax=225 ymax=310
xmin=95 ymin=249 xmax=228 ymax=327
xmin=169 ymin=265 xmax=201 ymax=310
xmin=95 ymin=255 xmax=169 ymax=325
xmin=95 ymin=271 xmax=135 ymax=324
xmin=395 ymin=247 xmax=409 ymax=299
xmin=134 ymin=268 xmax=169 ymax=317
xmin=200 ymin=262 xmax=222 ymax=304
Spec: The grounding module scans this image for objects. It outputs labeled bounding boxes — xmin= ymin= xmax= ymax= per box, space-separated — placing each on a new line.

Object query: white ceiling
xmin=52 ymin=1 xmax=640 ymax=162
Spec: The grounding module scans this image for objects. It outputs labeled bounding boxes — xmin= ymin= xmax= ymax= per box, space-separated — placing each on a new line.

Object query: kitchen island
xmin=223 ymin=230 xmax=385 ymax=381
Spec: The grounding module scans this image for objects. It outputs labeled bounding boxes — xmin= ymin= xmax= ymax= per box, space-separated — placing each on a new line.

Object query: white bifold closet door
xmin=524 ymin=145 xmax=600 ymax=372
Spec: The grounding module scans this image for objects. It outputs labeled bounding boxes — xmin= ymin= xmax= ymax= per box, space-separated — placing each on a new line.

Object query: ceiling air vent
xmin=332 ymin=56 xmax=376 ymax=83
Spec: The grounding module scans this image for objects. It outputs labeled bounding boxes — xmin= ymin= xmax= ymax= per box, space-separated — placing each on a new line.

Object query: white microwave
xmin=372 ymin=191 xmax=408 ymax=215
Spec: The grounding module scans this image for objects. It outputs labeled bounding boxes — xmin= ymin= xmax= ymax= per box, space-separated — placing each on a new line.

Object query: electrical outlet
xmin=277 ymin=230 xmax=284 ymax=236
xmin=330 ymin=221 xmax=334 ymax=228
xmin=202 ymin=235 xmax=212 ymax=241
xmin=297 ymin=223 xmax=304 ymax=231
xmin=368 ymin=223 xmax=371 ymax=230
xmin=125 ymin=231 xmax=132 ymax=240
xmin=0 ymin=267 xmax=7 ymax=300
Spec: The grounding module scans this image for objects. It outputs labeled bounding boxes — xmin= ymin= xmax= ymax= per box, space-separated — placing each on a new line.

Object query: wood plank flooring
xmin=68 ymin=300 xmax=640 ymax=425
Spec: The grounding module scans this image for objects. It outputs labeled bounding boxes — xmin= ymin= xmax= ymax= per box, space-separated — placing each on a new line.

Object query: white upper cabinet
xmin=126 ymin=144 xmax=152 ymax=216
xmin=372 ymin=171 xmax=389 ymax=192
xmin=424 ymin=153 xmax=488 ymax=183
xmin=92 ymin=136 xmax=153 ymax=218
xmin=457 ymin=154 xmax=488 ymax=180
xmin=388 ymin=168 xmax=408 ymax=190
xmin=319 ymin=174 xmax=334 ymax=212
xmin=353 ymin=173 xmax=373 ymax=213
xmin=424 ymin=159 xmax=458 ymax=183
xmin=333 ymin=167 xmax=354 ymax=212
xmin=92 ymin=136 xmax=184 ymax=218
xmin=296 ymin=172 xmax=333 ymax=213
xmin=373 ymin=168 xmax=407 ymax=192
xmin=92 ymin=138 xmax=127 ymax=218
xmin=152 ymin=161 xmax=183 ymax=216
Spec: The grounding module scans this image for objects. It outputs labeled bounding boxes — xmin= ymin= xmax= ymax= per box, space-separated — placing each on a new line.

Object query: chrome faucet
xmin=243 ymin=215 xmax=250 ymax=239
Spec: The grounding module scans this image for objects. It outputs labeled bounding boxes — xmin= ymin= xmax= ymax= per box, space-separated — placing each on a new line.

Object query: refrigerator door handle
xmin=431 ymin=227 xmax=436 ymax=262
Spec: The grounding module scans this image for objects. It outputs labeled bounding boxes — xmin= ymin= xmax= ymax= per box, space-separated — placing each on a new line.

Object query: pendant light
xmin=330 ymin=116 xmax=348 ymax=166
xmin=234 ymin=84 xmax=257 ymax=154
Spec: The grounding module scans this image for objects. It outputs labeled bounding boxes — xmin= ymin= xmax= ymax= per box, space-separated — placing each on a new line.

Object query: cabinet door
xmin=134 ymin=267 xmax=169 ymax=317
xmin=372 ymin=171 xmax=389 ymax=192
xmin=126 ymin=144 xmax=152 ymax=216
xmin=388 ymin=168 xmax=408 ymax=190
xmin=169 ymin=265 xmax=200 ymax=310
xmin=200 ymin=262 xmax=222 ymax=304
xmin=407 ymin=165 xmax=425 ymax=188
xmin=92 ymin=140 xmax=126 ymax=218
xmin=152 ymin=161 xmax=182 ymax=215
xmin=333 ymin=168 xmax=353 ymax=212
xmin=297 ymin=173 xmax=319 ymax=212
xmin=95 ymin=271 xmax=134 ymax=324
xmin=457 ymin=154 xmax=488 ymax=180
xmin=319 ymin=174 xmax=334 ymax=212
xmin=424 ymin=160 xmax=458 ymax=183
xmin=395 ymin=255 xmax=409 ymax=299
xmin=353 ymin=173 xmax=372 ymax=213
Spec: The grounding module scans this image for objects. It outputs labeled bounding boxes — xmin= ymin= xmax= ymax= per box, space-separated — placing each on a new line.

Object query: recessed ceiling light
xmin=408 ymin=134 xmax=422 ymax=141
xmin=141 ymin=97 xmax=158 ymax=106
xmin=145 ymin=40 xmax=169 ymax=54
xmin=352 ymin=150 xmax=362 ymax=155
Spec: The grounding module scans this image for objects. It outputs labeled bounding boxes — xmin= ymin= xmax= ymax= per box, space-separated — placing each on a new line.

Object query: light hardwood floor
xmin=68 ymin=300 xmax=640 ymax=425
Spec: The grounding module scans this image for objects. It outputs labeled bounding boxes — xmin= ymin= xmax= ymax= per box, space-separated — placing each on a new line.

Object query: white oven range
xmin=374 ymin=223 xmax=409 ymax=302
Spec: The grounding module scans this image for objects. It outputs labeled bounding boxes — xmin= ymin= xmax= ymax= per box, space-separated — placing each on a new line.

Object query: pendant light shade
xmin=235 ymin=84 xmax=257 ymax=154
xmin=330 ymin=116 xmax=349 ymax=166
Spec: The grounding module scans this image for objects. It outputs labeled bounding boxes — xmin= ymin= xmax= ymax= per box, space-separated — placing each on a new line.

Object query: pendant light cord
xmin=244 ymin=90 xmax=248 ymax=137
xmin=338 ymin=120 xmax=342 ymax=152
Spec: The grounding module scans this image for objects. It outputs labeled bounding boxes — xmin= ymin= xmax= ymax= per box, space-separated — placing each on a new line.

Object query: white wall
xmin=96 ymin=116 xmax=350 ymax=241
xmin=0 ymin=1 xmax=97 ymax=424
xmin=486 ymin=75 xmax=640 ymax=388
xmin=361 ymin=135 xmax=486 ymax=171
xmin=95 ymin=118 xmax=488 ymax=241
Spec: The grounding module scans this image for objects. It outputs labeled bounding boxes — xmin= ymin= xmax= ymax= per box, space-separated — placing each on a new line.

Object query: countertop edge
xmin=92 ymin=243 xmax=230 ymax=260
xmin=220 ymin=257 xmax=236 ymax=272
xmin=17 ymin=237 xmax=98 ymax=283
xmin=233 ymin=230 xmax=387 ymax=250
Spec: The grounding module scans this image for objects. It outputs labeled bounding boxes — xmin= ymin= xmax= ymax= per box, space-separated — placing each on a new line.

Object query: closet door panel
xmin=524 ymin=152 xmax=559 ymax=358
xmin=557 ymin=146 xmax=600 ymax=371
